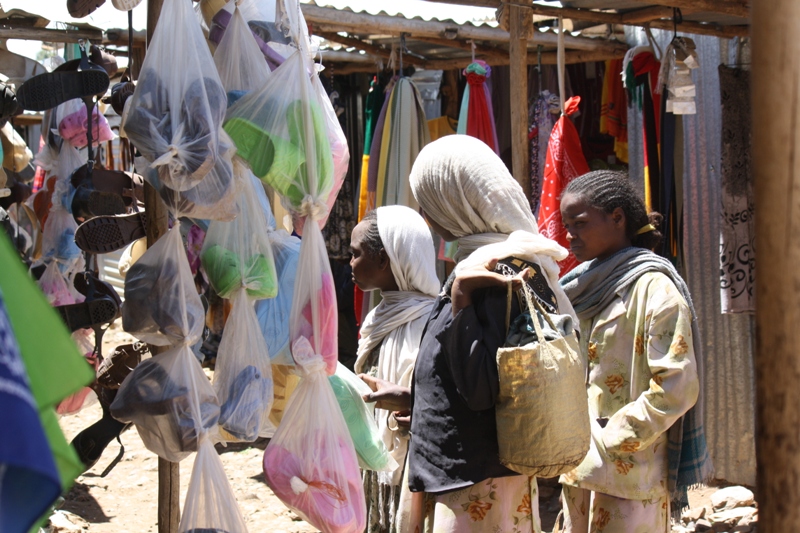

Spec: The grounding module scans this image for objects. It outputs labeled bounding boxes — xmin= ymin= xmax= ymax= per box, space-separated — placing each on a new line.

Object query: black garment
xmin=408 ymin=258 xmax=555 ymax=494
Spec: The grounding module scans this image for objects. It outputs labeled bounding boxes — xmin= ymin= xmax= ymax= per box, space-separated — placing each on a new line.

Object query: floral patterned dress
xmin=559 ymin=272 xmax=699 ymax=533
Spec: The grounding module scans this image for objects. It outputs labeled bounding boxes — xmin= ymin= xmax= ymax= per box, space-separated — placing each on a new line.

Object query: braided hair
xmin=564 ymin=170 xmax=663 ymax=251
xmin=359 ymin=210 xmax=385 ymax=260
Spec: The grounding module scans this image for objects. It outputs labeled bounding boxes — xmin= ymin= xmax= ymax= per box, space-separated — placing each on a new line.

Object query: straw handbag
xmin=495 ymin=281 xmax=590 ymax=477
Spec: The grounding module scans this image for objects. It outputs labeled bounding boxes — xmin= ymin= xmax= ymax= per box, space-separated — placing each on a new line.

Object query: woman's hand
xmin=358 ymin=374 xmax=411 ymax=411
xmin=451 ymin=259 xmax=530 ymax=316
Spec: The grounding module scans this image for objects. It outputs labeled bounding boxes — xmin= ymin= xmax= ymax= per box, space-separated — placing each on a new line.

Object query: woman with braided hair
xmin=557 ymin=170 xmax=711 ymax=532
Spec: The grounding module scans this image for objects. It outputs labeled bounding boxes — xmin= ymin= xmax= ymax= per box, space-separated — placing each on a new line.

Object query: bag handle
xmin=521 ymin=281 xmax=561 ymax=339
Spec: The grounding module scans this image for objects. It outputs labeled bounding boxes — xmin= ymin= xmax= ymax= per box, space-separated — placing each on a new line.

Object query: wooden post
xmin=751 ymin=0 xmax=800 ymax=529
xmin=144 ymin=0 xmax=179 ymax=532
xmin=508 ymin=3 xmax=530 ymax=198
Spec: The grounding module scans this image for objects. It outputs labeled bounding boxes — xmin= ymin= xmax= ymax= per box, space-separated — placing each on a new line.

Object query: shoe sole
xmin=55 ymin=298 xmax=119 ymax=333
xmin=88 ymin=191 xmax=128 ymax=216
xmin=75 ymin=212 xmax=147 ymax=254
xmin=18 ymin=70 xmax=110 ymax=112
xmin=67 ymin=0 xmax=107 ymax=19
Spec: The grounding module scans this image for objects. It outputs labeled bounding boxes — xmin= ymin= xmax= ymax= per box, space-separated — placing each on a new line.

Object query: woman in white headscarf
xmin=399 ymin=135 xmax=576 ymax=533
xmin=349 ymin=205 xmax=439 ymax=533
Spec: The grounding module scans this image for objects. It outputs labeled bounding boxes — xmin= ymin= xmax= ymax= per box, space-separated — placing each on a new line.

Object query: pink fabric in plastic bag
xmin=58 ymin=105 xmax=115 ymax=149
xmin=296 ymin=268 xmax=337 ymax=375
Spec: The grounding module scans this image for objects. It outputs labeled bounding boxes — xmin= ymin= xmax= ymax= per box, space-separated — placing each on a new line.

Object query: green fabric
xmin=0 ymin=233 xmax=94 ymax=530
xmin=284 ymin=99 xmax=334 ymax=204
xmin=201 ymin=245 xmax=278 ymax=300
xmin=362 ymin=79 xmax=384 ymax=156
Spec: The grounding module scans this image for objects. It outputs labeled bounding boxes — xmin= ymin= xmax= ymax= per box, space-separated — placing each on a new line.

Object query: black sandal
xmin=17 ymin=70 xmax=109 ymax=112
xmin=54 ymin=296 xmax=119 ymax=333
xmin=74 ymin=211 xmax=147 ymax=254
xmin=71 ymin=391 xmax=131 ymax=475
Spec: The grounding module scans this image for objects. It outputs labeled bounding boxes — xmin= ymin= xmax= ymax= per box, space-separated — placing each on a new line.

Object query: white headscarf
xmin=354 ymin=205 xmax=439 ymax=485
xmin=409 ymin=134 xmax=577 ymax=320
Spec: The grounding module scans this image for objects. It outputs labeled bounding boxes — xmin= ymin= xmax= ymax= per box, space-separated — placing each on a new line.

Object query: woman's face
xmin=349 ymin=221 xmax=397 ymax=292
xmin=560 ymin=193 xmax=630 ymax=263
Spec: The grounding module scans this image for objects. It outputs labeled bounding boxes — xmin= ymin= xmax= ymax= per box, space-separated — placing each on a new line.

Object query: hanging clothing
xmin=354 ymin=205 xmax=439 ymax=532
xmin=537 ymin=96 xmax=590 ymax=276
xmin=374 ymin=77 xmax=430 ymax=210
xmin=599 ymin=59 xmax=629 ymax=163
xmin=456 ymin=61 xmax=499 ymax=155
xmin=528 ymin=91 xmax=559 ymax=215
xmin=358 ymin=77 xmax=385 ymax=221
xmin=0 ymin=288 xmax=61 ymax=533
xmin=718 ymin=66 xmax=754 ymax=313
xmin=625 ymin=49 xmax=662 ymax=212
xmin=427 ymin=116 xmax=457 ymax=142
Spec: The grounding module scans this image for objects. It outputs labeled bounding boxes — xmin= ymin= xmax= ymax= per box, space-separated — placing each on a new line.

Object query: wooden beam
xmin=621 ymin=6 xmax=675 ymax=24
xmin=413 ymin=36 xmax=508 ymax=61
xmin=302 ymin=4 xmax=622 ymax=52
xmin=322 ymin=47 xmax=626 ymax=70
xmin=621 ymin=0 xmax=749 ymax=20
xmin=420 ymin=0 xmax=748 ymax=39
xmin=314 ymin=30 xmax=427 ymax=67
xmin=510 ymin=2 xmax=530 ymax=197
xmin=752 ymin=0 xmax=800 ymax=529
xmin=0 ymin=26 xmax=102 ymax=43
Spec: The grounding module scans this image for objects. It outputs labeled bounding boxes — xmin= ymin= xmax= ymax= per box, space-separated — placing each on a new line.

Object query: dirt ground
xmin=51 ymin=323 xmax=711 ymax=533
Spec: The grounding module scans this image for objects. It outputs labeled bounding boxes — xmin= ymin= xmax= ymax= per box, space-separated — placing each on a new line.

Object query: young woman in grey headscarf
xmin=369 ymin=135 xmax=576 ymax=533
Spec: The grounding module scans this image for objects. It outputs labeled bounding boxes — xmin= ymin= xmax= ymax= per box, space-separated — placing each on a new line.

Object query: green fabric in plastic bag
xmin=328 ymin=363 xmax=395 ymax=472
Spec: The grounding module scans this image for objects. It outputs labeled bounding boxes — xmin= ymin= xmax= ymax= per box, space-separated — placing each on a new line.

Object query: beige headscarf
xmin=409 ymin=134 xmax=576 ymax=319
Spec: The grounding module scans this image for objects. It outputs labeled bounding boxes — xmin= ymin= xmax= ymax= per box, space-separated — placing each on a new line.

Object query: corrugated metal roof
xmin=302 ymin=0 xmax=501 ymax=27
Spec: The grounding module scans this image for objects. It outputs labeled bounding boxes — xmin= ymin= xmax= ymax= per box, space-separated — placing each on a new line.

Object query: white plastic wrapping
xmin=200 ymin=164 xmax=277 ymax=300
xmin=122 ymin=226 xmax=205 ymax=346
xmin=123 ymin=0 xmax=238 ymax=222
xmin=111 ymin=344 xmax=220 ymax=463
xmin=213 ymin=2 xmax=271 ymax=96
xmin=263 ymin=338 xmax=366 ymax=533
xmin=214 ymin=289 xmax=274 ymax=442
xmin=178 ymin=439 xmax=249 ymax=533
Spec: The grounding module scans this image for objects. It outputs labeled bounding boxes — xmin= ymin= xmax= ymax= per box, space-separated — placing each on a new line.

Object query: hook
xmin=672 ymin=7 xmax=682 ymax=41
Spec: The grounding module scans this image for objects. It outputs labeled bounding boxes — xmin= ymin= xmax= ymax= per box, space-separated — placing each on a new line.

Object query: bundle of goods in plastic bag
xmin=222 ymin=0 xmax=349 ymax=233
xmin=122 ymin=226 xmax=206 ymax=347
xmin=213 ymin=1 xmax=270 ymax=100
xmin=329 ymin=363 xmax=397 ymax=472
xmin=55 ymin=98 xmax=115 ymax=149
xmin=122 ymin=0 xmax=237 ymax=222
xmin=200 ymin=166 xmax=277 ymax=300
xmin=111 ymin=343 xmax=220 ymax=463
xmin=263 ymin=338 xmax=365 ymax=533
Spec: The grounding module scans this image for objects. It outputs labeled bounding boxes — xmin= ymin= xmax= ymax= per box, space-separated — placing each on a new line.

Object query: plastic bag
xmin=122 ymin=0 xmax=231 ymax=195
xmin=134 ymin=154 xmax=240 ymax=222
xmin=179 ymin=439 xmax=249 ymax=532
xmin=54 ymin=98 xmax=115 ymax=149
xmin=213 ymin=2 xmax=270 ymax=97
xmin=329 ymin=363 xmax=397 ymax=472
xmin=39 ymin=261 xmax=77 ymax=306
xmin=122 ymin=226 xmax=205 ymax=346
xmin=111 ymin=344 xmax=220 ymax=462
xmin=56 ymin=329 xmax=98 ymax=416
xmin=255 ymin=227 xmax=300 ymax=365
xmin=263 ymin=338 xmax=365 ymax=533
xmin=200 ymin=166 xmax=277 ymax=300
xmin=213 ymin=289 xmax=274 ymax=442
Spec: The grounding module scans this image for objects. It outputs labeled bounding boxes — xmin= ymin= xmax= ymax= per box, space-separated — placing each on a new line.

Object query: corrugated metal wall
xmin=625 ymin=29 xmax=756 ymax=486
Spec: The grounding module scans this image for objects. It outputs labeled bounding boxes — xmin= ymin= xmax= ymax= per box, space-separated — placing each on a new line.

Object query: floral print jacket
xmin=560 ymin=272 xmax=699 ymax=500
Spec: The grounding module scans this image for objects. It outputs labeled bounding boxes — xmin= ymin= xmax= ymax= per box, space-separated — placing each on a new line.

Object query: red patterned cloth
xmin=537 ymin=96 xmax=590 ymax=276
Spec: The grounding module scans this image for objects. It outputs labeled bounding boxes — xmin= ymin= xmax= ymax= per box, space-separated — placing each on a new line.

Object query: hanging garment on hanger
xmin=456 ymin=60 xmax=499 ymax=154
xmin=537 ymin=96 xmax=590 ymax=276
xmin=600 ymin=58 xmax=629 ymax=163
xmin=625 ymin=49 xmax=662 ymax=212
xmin=528 ymin=90 xmax=560 ymax=215
xmin=357 ymin=77 xmax=384 ymax=222
xmin=373 ymin=77 xmax=429 ymax=210
xmin=718 ymin=65 xmax=754 ymax=313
